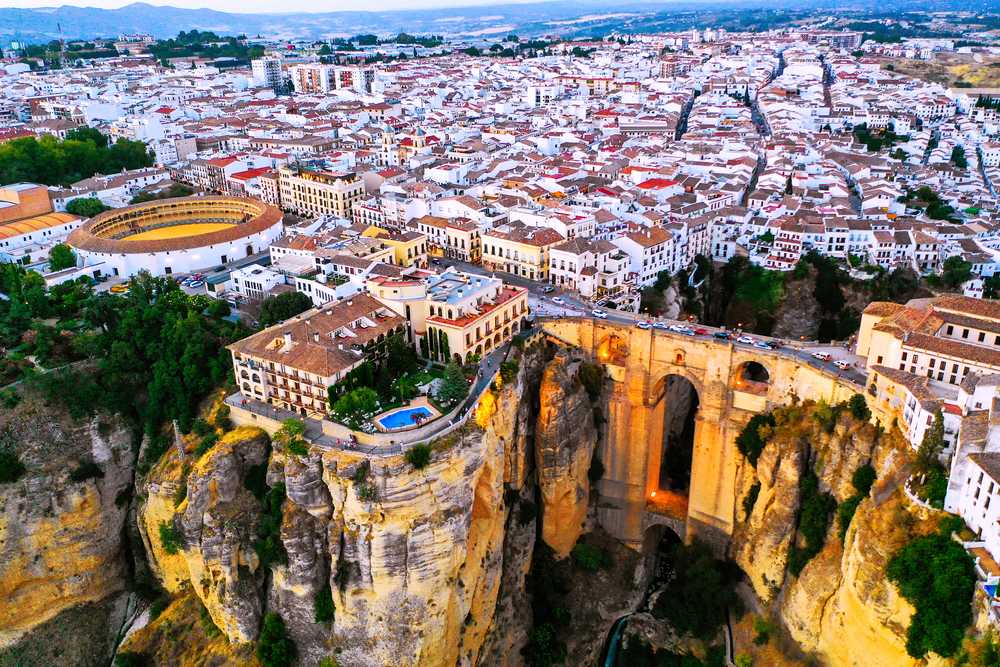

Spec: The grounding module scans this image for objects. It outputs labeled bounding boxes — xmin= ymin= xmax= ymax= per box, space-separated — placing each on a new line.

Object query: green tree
xmin=332 ymin=388 xmax=379 ymax=429
xmin=158 ymin=521 xmax=183 ymax=554
xmin=65 ymin=197 xmax=109 ymax=217
xmin=259 ymin=291 xmax=312 ymax=328
xmin=651 ymin=540 xmax=742 ymax=639
xmin=437 ymin=361 xmax=468 ymax=406
xmin=951 ymin=145 xmax=968 ymax=169
xmin=257 ymin=612 xmax=297 ymax=667
xmin=48 ymin=243 xmax=77 ymax=271
xmin=940 ymin=256 xmax=973 ymax=289
xmin=0 ymin=440 xmax=26 ymax=484
xmin=887 ymin=521 xmax=975 ymax=658
xmin=915 ymin=410 xmax=945 ymax=474
xmin=847 ymin=394 xmax=870 ymax=421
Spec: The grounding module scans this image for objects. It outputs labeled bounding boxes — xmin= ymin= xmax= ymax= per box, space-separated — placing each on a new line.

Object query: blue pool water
xmin=377 ymin=406 xmax=434 ymax=429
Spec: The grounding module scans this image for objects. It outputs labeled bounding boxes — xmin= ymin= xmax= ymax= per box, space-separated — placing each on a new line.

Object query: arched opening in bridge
xmin=642 ymin=524 xmax=683 ymax=582
xmin=650 ymin=374 xmax=699 ymax=518
xmin=734 ymin=361 xmax=771 ymax=394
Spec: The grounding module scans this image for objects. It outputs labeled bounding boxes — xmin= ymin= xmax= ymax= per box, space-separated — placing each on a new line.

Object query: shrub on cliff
xmin=847 ymin=393 xmax=870 ymax=421
xmin=314 ymin=582 xmax=335 ymax=623
xmin=0 ymin=443 xmax=27 ymax=484
xmin=571 ymin=542 xmax=610 ymax=571
xmin=736 ymin=413 xmax=775 ymax=467
xmin=257 ymin=612 xmax=296 ymax=667
xmin=788 ymin=470 xmax=836 ymax=575
xmin=254 ymin=483 xmax=288 ymax=569
xmin=887 ymin=519 xmax=976 ymax=659
xmin=578 ymin=362 xmax=603 ymax=401
xmin=405 ymin=443 xmax=432 ymax=470
xmin=158 ymin=521 xmax=183 ymax=555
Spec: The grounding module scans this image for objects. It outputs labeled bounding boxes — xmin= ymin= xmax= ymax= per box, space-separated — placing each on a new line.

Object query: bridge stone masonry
xmin=539 ymin=317 xmax=870 ymax=553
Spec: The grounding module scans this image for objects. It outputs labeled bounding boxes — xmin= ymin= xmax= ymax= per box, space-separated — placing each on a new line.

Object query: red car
xmin=693 ymin=328 xmax=708 ymax=335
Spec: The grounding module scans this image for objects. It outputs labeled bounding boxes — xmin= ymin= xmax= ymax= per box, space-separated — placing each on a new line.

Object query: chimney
xmin=283 ymin=332 xmax=293 ymax=347
xmin=313 ymin=332 xmax=320 ymax=343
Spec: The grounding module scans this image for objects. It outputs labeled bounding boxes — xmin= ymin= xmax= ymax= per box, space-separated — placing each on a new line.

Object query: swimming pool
xmin=377 ymin=406 xmax=434 ymax=430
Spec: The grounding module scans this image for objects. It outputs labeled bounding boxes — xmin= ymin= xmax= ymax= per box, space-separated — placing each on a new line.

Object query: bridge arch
xmin=646 ymin=373 xmax=700 ymax=522
xmin=733 ymin=360 xmax=771 ymax=391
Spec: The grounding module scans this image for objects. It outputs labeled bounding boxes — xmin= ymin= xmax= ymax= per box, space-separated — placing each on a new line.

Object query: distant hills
xmin=0 ymin=0 xmax=989 ymax=44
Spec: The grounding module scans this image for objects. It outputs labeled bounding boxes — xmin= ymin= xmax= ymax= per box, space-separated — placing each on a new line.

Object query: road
xmin=436 ymin=257 xmax=868 ymax=387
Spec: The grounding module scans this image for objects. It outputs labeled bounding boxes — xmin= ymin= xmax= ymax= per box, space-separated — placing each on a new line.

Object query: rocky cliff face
xmin=135 ymin=345 xmax=559 ymax=667
xmin=534 ymin=350 xmax=598 ymax=558
xmin=732 ymin=402 xmax=938 ymax=667
xmin=139 ymin=425 xmax=270 ymax=643
xmin=0 ymin=395 xmax=135 ymax=650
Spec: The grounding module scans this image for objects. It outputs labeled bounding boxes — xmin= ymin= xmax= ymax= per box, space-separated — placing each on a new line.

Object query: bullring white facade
xmin=67 ymin=196 xmax=284 ymax=278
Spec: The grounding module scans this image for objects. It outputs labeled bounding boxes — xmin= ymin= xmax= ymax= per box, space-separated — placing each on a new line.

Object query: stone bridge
xmin=540 ymin=318 xmax=864 ymax=551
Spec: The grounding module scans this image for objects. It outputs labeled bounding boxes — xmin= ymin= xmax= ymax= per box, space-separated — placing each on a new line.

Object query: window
xmin=980 ymin=332 xmax=986 ymax=343
xmin=947 ymin=325 xmax=954 ymax=335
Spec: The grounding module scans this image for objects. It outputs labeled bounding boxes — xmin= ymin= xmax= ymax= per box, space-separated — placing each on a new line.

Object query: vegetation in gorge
xmin=616 ymin=637 xmax=726 ymax=667
xmin=523 ymin=544 xmax=572 ymax=667
xmin=313 ymin=583 xmax=335 ymax=624
xmin=837 ymin=464 xmax=877 ymax=539
xmin=788 ymin=470 xmax=836 ymax=576
xmin=651 ymin=541 xmax=742 ymax=640
xmin=254 ymin=483 xmax=288 ymax=569
xmin=887 ymin=517 xmax=976 ymax=659
xmin=257 ymin=612 xmax=296 ymax=667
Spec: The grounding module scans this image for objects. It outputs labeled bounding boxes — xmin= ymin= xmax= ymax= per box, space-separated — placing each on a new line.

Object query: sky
xmin=0 ymin=0 xmax=553 ymax=12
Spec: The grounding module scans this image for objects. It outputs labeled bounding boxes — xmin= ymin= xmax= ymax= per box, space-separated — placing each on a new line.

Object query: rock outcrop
xmin=139 ymin=425 xmax=270 ymax=643
xmin=732 ymin=402 xmax=937 ymax=667
xmin=0 ymin=396 xmax=135 ymax=648
xmin=534 ymin=350 xmax=598 ymax=557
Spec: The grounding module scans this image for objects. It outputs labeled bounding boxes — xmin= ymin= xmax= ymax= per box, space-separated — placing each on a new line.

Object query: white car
xmin=834 ymin=360 xmax=852 ymax=370
xmin=552 ymin=296 xmax=565 ymax=305
xmin=812 ymin=352 xmax=832 ymax=362
xmin=737 ymin=335 xmax=754 ymax=344
xmin=635 ymin=320 xmax=652 ymax=330
xmin=591 ymin=309 xmax=608 ymax=319
xmin=753 ymin=340 xmax=772 ymax=349
xmin=668 ymin=324 xmax=686 ymax=333
xmin=652 ymin=321 xmax=669 ymax=330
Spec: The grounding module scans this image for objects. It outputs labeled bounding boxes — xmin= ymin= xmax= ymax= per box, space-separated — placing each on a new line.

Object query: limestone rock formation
xmin=534 ymin=350 xmax=598 ymax=557
xmin=0 ymin=397 xmax=134 ymax=648
xmin=733 ymin=402 xmax=933 ymax=667
xmin=139 ymin=425 xmax=270 ymax=643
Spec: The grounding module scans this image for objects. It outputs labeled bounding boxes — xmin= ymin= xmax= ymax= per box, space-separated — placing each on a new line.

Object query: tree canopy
xmin=0 ymin=129 xmax=153 ymax=187
xmin=259 ymin=291 xmax=312 ymax=328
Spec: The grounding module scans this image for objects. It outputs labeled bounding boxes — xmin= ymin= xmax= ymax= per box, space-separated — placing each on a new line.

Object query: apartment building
xmin=481 ymin=222 xmax=564 ymax=282
xmin=611 ymin=226 xmax=675 ymax=285
xmin=367 ymin=268 xmax=529 ymax=364
xmin=548 ymin=237 xmax=630 ymax=300
xmin=228 ymin=294 xmax=405 ymax=418
xmin=411 ymin=215 xmax=482 ymax=262
xmin=277 ymin=167 xmax=364 ymax=219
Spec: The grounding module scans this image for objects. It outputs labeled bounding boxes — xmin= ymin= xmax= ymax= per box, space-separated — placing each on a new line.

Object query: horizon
xmin=0 ymin=0 xmax=602 ymax=14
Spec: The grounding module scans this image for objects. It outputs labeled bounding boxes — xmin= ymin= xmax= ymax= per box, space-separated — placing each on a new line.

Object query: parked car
xmin=652 ymin=321 xmax=669 ymax=330
xmin=737 ymin=335 xmax=754 ymax=344
xmin=591 ymin=309 xmax=608 ymax=319
xmin=693 ymin=328 xmax=708 ymax=335
xmin=552 ymin=296 xmax=565 ymax=305
xmin=753 ymin=341 xmax=773 ymax=350
xmin=713 ymin=331 xmax=731 ymax=340
xmin=110 ymin=283 xmax=129 ymax=294
xmin=812 ymin=352 xmax=832 ymax=362
xmin=834 ymin=360 xmax=852 ymax=370
xmin=542 ymin=286 xmax=555 ymax=293
xmin=188 ymin=280 xmax=204 ymax=289
xmin=636 ymin=320 xmax=652 ymax=330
